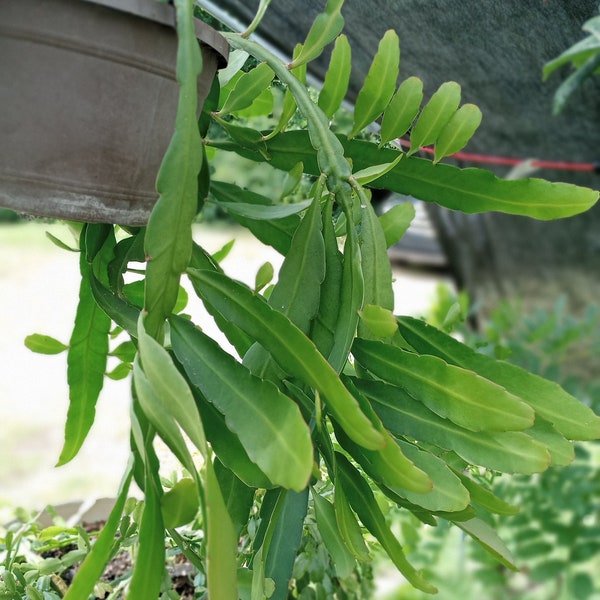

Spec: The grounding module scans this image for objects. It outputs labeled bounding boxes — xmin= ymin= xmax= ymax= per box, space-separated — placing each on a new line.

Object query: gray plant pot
xmin=0 ymin=0 xmax=228 ymax=225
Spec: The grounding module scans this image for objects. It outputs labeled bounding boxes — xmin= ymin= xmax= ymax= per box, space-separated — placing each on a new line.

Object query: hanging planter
xmin=0 ymin=0 xmax=228 ymax=225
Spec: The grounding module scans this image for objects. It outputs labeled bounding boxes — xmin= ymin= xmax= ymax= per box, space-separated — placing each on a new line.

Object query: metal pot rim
xmin=82 ymin=0 xmax=229 ymax=66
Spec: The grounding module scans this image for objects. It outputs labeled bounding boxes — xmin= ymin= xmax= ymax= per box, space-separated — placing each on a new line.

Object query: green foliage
xmin=395 ymin=290 xmax=600 ymax=599
xmin=544 ymin=11 xmax=600 ymax=114
xmin=22 ymin=0 xmax=600 ymax=598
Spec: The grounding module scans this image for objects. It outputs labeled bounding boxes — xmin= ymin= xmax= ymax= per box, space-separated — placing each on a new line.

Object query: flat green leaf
xmin=143 ymin=0 xmax=203 ymax=338
xmin=353 ymin=153 xmax=403 ymax=185
xmin=89 ymin=270 xmax=140 ymax=339
xmin=433 ymin=103 xmax=482 ymax=163
xmin=124 ymin=280 xmax=188 ymax=314
xmin=188 ymin=244 xmax=255 ymax=357
xmin=63 ymin=464 xmax=133 ymax=600
xmin=128 ymin=422 xmax=165 ymax=600
xmin=313 ymin=491 xmax=356 ymax=579
xmin=408 ymin=81 xmax=461 ymax=156
xmin=45 ymin=231 xmax=79 ymax=252
xmin=265 ymin=192 xmax=325 ymax=332
xmin=380 ymin=76 xmax=424 ymax=146
xmin=397 ymin=316 xmax=600 ymax=440
xmin=186 ymin=269 xmax=385 ymax=450
xmin=106 ymin=362 xmax=132 ymax=381
xmin=391 ymin=439 xmax=470 ymax=513
xmin=216 ymin=199 xmax=312 ymax=220
xmin=210 ymin=181 xmax=299 ymax=254
xmin=327 ymin=220 xmax=364 ymax=372
xmin=24 ymin=334 xmax=68 ymax=355
xmin=525 ymin=418 xmax=574 ymax=466
xmin=358 ymin=378 xmax=550 ymax=474
xmin=206 ymin=458 xmax=239 ymax=600
xmin=453 ymin=471 xmax=519 ymax=516
xmin=268 ymin=44 xmax=306 ymax=139
xmin=335 ymin=426 xmax=432 ymax=494
xmin=543 ymin=35 xmax=600 ymax=79
xmin=218 ymin=62 xmax=274 ymax=115
xmin=218 ymin=120 xmax=269 ymax=156
xmin=310 ymin=197 xmax=343 ymax=357
xmin=223 ymin=130 xmax=599 ymax=219
xmin=161 ymin=478 xmax=199 ymax=528
xmin=359 ymin=304 xmax=398 ymax=339
xmin=360 ymin=197 xmax=394 ymax=311
xmin=289 ymin=0 xmax=344 ymax=69
xmin=59 ymin=229 xmax=112 ymax=465
xmin=255 ymin=261 xmax=274 ymax=292
xmin=211 ymin=239 xmax=235 ymax=264
xmin=218 ymin=49 xmax=249 ymax=86
xmin=235 ymin=86 xmax=274 ymax=119
xmin=214 ymin=459 xmax=255 ymax=536
xmin=551 ymin=52 xmax=600 ymax=115
xmin=334 ymin=477 xmax=370 ymax=561
xmin=170 ymin=316 xmax=313 ymax=491
xmin=350 ymin=30 xmax=400 ymax=138
xmin=379 ymin=202 xmax=415 ymax=248
xmin=455 ymin=518 xmax=518 ymax=571
xmin=244 ymin=190 xmax=325 ymax=380
xmin=265 ymin=489 xmax=309 ymax=600
xmin=336 ymin=453 xmax=437 ymax=594
xmin=353 ymin=339 xmax=534 ymax=432
xmin=110 ymin=340 xmax=136 ymax=362
xmin=137 ymin=314 xmax=207 ymax=455
xmin=195 ymin=394 xmax=274 ymax=489
xmin=318 ymin=34 xmax=352 ymax=118
xmin=133 ymin=358 xmax=199 ymax=476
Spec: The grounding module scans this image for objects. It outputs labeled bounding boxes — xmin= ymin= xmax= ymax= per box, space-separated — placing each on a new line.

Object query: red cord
xmin=396 ymin=139 xmax=598 ymax=172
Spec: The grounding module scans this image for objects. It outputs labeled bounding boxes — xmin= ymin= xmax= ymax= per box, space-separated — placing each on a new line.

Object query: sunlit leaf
xmin=218 ymin=62 xmax=274 ymax=115
xmin=161 ymin=478 xmax=199 ymax=529
xmin=408 ymin=81 xmax=461 ymax=156
xmin=185 ymin=269 xmax=385 ymax=450
xmin=353 ymin=153 xmax=403 ymax=185
xmin=379 ymin=201 xmax=415 ymax=248
xmin=255 ymin=262 xmax=274 ymax=292
xmin=353 ymin=339 xmax=535 ymax=432
xmin=24 ymin=334 xmax=68 ymax=355
xmin=380 ymin=76 xmax=424 ymax=146
xmin=455 ymin=518 xmax=518 ymax=571
xmin=334 ymin=478 xmax=370 ymax=561
xmin=313 ymin=491 xmax=355 ymax=579
xmin=206 ymin=458 xmax=239 ymax=600
xmin=224 ymin=130 xmax=599 ymax=219
xmin=59 ymin=227 xmax=112 ymax=466
xmin=433 ymin=103 xmax=482 ymax=163
xmin=289 ymin=0 xmax=344 ymax=69
xmin=336 ymin=453 xmax=438 ymax=594
xmin=137 ymin=314 xmax=207 ymax=455
xmin=358 ymin=378 xmax=550 ymax=474
xmin=318 ymin=34 xmax=352 ymax=118
xmin=170 ymin=316 xmax=313 ymax=491
xmin=391 ymin=439 xmax=470 ymax=513
xmin=350 ymin=30 xmax=400 ymax=138
xmin=359 ymin=304 xmax=398 ymax=339
xmin=397 ymin=316 xmax=600 ymax=440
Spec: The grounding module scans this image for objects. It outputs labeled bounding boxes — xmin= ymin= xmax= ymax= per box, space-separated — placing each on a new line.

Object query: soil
xmin=42 ymin=520 xmax=198 ymax=599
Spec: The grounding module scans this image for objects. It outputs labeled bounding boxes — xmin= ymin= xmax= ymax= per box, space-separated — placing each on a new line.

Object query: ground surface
xmin=0 ymin=221 xmax=448 ymax=520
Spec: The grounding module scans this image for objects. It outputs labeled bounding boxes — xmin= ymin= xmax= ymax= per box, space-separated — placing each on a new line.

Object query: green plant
xmin=544 ymin=6 xmax=600 ymax=114
xmin=17 ymin=0 xmax=600 ymax=598
xmin=395 ymin=291 xmax=600 ymax=599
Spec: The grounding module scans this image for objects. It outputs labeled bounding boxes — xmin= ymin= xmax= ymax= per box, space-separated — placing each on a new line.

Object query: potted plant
xmin=5 ymin=0 xmax=600 ymax=598
xmin=0 ymin=0 xmax=228 ymax=224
